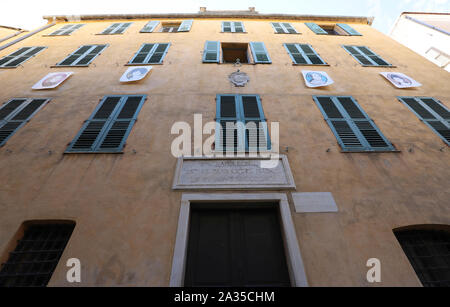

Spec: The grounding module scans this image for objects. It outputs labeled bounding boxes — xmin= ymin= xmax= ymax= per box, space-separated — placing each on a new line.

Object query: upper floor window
xmin=66 ymin=95 xmax=146 ymax=153
xmin=215 ymin=94 xmax=270 ymax=152
xmin=271 ymin=22 xmax=299 ymax=34
xmin=284 ymin=43 xmax=327 ymax=65
xmin=342 ymin=45 xmax=392 ymax=67
xmin=141 ymin=20 xmax=193 ymax=33
xmin=313 ymin=95 xmax=396 ymax=152
xmin=397 ymin=96 xmax=449 ymax=145
xmin=0 ymin=98 xmax=50 ymax=146
xmin=0 ymin=221 xmax=75 ymax=287
xmin=99 ymin=22 xmax=132 ymax=35
xmin=394 ymin=226 xmax=450 ymax=287
xmin=305 ymin=22 xmax=362 ymax=36
xmin=55 ymin=44 xmax=107 ymax=67
xmin=222 ymin=21 xmax=245 ymax=33
xmin=202 ymin=41 xmax=271 ymax=64
xmin=128 ymin=43 xmax=170 ymax=65
xmin=47 ymin=24 xmax=84 ymax=36
xmin=0 ymin=47 xmax=46 ymax=68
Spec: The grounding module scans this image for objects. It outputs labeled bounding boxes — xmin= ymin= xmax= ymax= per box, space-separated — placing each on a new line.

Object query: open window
xmin=160 ymin=22 xmax=181 ymax=33
xmin=221 ymin=42 xmax=250 ymax=63
xmin=203 ymin=41 xmax=271 ymax=64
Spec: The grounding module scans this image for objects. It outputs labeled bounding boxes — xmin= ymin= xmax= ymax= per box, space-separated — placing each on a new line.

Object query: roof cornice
xmin=43 ymin=13 xmax=374 ymax=25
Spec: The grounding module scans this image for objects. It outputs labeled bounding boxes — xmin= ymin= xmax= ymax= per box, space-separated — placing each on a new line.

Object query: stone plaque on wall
xmin=172 ymin=155 xmax=296 ymax=190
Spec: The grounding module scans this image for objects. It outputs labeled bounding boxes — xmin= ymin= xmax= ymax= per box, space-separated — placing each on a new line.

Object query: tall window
xmin=203 ymin=41 xmax=271 ymax=64
xmin=313 ymin=95 xmax=395 ymax=152
xmin=66 ymin=95 xmax=146 ymax=153
xmin=55 ymin=44 xmax=107 ymax=67
xmin=222 ymin=21 xmax=245 ymax=33
xmin=0 ymin=222 xmax=75 ymax=287
xmin=394 ymin=226 xmax=450 ymax=287
xmin=0 ymin=47 xmax=46 ymax=68
xmin=305 ymin=22 xmax=361 ymax=36
xmin=215 ymin=94 xmax=270 ymax=152
xmin=284 ymin=43 xmax=327 ymax=65
xmin=271 ymin=22 xmax=299 ymax=34
xmin=128 ymin=43 xmax=170 ymax=65
xmin=47 ymin=24 xmax=84 ymax=36
xmin=99 ymin=22 xmax=132 ymax=35
xmin=342 ymin=45 xmax=392 ymax=67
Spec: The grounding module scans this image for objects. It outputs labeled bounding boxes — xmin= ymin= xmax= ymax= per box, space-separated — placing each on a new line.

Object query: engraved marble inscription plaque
xmin=172 ymin=155 xmax=296 ymax=190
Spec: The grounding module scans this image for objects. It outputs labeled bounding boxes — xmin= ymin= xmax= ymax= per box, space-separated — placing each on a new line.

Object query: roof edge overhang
xmin=0 ymin=25 xmax=25 ymax=31
xmin=43 ymin=13 xmax=374 ymax=25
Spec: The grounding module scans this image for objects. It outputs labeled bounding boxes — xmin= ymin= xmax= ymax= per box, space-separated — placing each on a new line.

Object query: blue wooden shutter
xmin=234 ymin=22 xmax=245 ymax=32
xmin=66 ymin=95 xmax=146 ymax=153
xmin=281 ymin=23 xmax=298 ymax=34
xmin=240 ymin=95 xmax=270 ymax=151
xmin=222 ymin=22 xmax=232 ymax=32
xmin=57 ymin=45 xmax=107 ymax=66
xmin=141 ymin=21 xmax=159 ymax=33
xmin=49 ymin=24 xmax=84 ymax=36
xmin=314 ymin=96 xmax=394 ymax=151
xmin=129 ymin=44 xmax=155 ymax=64
xmin=113 ymin=22 xmax=132 ymax=34
xmin=305 ymin=22 xmax=328 ymax=35
xmin=336 ymin=23 xmax=362 ymax=36
xmin=0 ymin=47 xmax=46 ymax=68
xmin=250 ymin=42 xmax=271 ymax=64
xmin=216 ymin=95 xmax=240 ymax=151
xmin=398 ymin=97 xmax=450 ymax=145
xmin=101 ymin=23 xmax=120 ymax=34
xmin=342 ymin=45 xmax=391 ymax=66
xmin=178 ymin=20 xmax=193 ymax=32
xmin=147 ymin=43 xmax=170 ymax=64
xmin=203 ymin=41 xmax=220 ymax=63
xmin=284 ymin=43 xmax=326 ymax=65
xmin=271 ymin=22 xmax=285 ymax=33
xmin=0 ymin=98 xmax=50 ymax=146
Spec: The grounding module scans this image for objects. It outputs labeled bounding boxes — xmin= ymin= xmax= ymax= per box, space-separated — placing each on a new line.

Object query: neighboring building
xmin=0 ymin=25 xmax=26 ymax=44
xmin=390 ymin=12 xmax=450 ymax=72
xmin=0 ymin=7 xmax=449 ymax=287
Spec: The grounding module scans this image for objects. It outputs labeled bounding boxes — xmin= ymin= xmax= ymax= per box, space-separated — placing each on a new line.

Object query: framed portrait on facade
xmin=380 ymin=72 xmax=421 ymax=88
xmin=32 ymin=72 xmax=73 ymax=90
xmin=301 ymin=70 xmax=334 ymax=88
xmin=120 ymin=66 xmax=152 ymax=82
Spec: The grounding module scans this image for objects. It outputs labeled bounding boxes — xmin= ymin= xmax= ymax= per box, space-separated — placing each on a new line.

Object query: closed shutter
xmin=271 ymin=22 xmax=284 ymax=33
xmin=337 ymin=23 xmax=362 ymax=36
xmin=222 ymin=22 xmax=232 ymax=32
xmin=100 ymin=22 xmax=132 ymax=34
xmin=57 ymin=44 xmax=107 ymax=66
xmin=49 ymin=24 xmax=84 ymax=36
xmin=129 ymin=43 xmax=170 ymax=64
xmin=234 ymin=22 xmax=245 ymax=32
xmin=66 ymin=95 xmax=146 ymax=153
xmin=284 ymin=43 xmax=326 ymax=65
xmin=314 ymin=96 xmax=395 ymax=151
xmin=222 ymin=21 xmax=245 ymax=33
xmin=343 ymin=45 xmax=391 ymax=66
xmin=203 ymin=41 xmax=220 ymax=63
xmin=140 ymin=20 xmax=160 ymax=33
xmin=250 ymin=42 xmax=271 ymax=64
xmin=0 ymin=98 xmax=50 ymax=146
xmin=216 ymin=94 xmax=270 ymax=152
xmin=271 ymin=22 xmax=298 ymax=34
xmin=177 ymin=20 xmax=193 ymax=32
xmin=0 ymin=46 xmax=46 ymax=68
xmin=398 ymin=97 xmax=450 ymax=145
xmin=305 ymin=22 xmax=328 ymax=34
xmin=282 ymin=23 xmax=298 ymax=34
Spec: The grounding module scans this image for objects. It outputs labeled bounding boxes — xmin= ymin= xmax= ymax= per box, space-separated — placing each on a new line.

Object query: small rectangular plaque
xmin=292 ymin=192 xmax=338 ymax=213
xmin=172 ymin=155 xmax=296 ymax=190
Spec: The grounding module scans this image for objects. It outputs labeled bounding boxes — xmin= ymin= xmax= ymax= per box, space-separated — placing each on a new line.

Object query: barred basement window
xmin=0 ymin=47 xmax=47 ymax=68
xmin=55 ymin=44 xmax=108 ymax=67
xmin=0 ymin=222 xmax=75 ymax=287
xmin=394 ymin=226 xmax=450 ymax=287
xmin=0 ymin=98 xmax=51 ymax=146
xmin=66 ymin=95 xmax=146 ymax=153
xmin=46 ymin=24 xmax=84 ymax=36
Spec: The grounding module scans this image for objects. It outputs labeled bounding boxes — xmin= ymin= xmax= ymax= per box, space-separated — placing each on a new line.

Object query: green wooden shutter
xmin=101 ymin=23 xmax=120 ymax=34
xmin=241 ymin=95 xmax=269 ymax=151
xmin=0 ymin=47 xmax=46 ymax=68
xmin=250 ymin=42 xmax=271 ymax=64
xmin=305 ymin=22 xmax=328 ymax=35
xmin=147 ymin=43 xmax=170 ymax=64
xmin=57 ymin=45 xmax=107 ymax=66
xmin=114 ymin=22 xmax=132 ymax=34
xmin=234 ymin=22 xmax=245 ymax=32
xmin=216 ymin=95 xmax=240 ymax=151
xmin=271 ymin=22 xmax=285 ymax=33
xmin=337 ymin=23 xmax=362 ymax=36
xmin=203 ymin=41 xmax=220 ymax=63
xmin=284 ymin=44 xmax=326 ymax=65
xmin=0 ymin=98 xmax=50 ymax=146
xmin=129 ymin=44 xmax=155 ymax=64
xmin=178 ymin=20 xmax=193 ymax=32
xmin=282 ymin=23 xmax=298 ymax=34
xmin=343 ymin=45 xmax=391 ymax=66
xmin=398 ymin=97 xmax=450 ymax=145
xmin=49 ymin=24 xmax=84 ymax=36
xmin=66 ymin=95 xmax=146 ymax=153
xmin=314 ymin=96 xmax=395 ymax=151
xmin=141 ymin=21 xmax=159 ymax=33
xmin=222 ymin=22 xmax=232 ymax=32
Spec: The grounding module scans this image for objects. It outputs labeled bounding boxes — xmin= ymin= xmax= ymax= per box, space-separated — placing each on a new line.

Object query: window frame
xmin=98 ymin=22 xmax=133 ymax=35
xmin=54 ymin=44 xmax=108 ymax=67
xmin=342 ymin=45 xmax=393 ymax=67
xmin=127 ymin=43 xmax=171 ymax=65
xmin=0 ymin=46 xmax=47 ymax=69
xmin=283 ymin=43 xmax=328 ymax=65
xmin=45 ymin=24 xmax=85 ymax=36
xmin=221 ymin=21 xmax=246 ymax=33
xmin=271 ymin=22 xmax=299 ymax=34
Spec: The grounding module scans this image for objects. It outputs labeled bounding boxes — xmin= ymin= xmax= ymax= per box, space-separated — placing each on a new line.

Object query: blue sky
xmin=2 ymin=0 xmax=449 ymax=34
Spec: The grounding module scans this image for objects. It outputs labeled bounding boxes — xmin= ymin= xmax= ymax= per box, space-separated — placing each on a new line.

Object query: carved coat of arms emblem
xmin=228 ymin=71 xmax=249 ymax=87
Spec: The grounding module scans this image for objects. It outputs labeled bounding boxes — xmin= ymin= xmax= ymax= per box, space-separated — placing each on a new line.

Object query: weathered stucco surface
xmin=0 ymin=18 xmax=449 ymax=286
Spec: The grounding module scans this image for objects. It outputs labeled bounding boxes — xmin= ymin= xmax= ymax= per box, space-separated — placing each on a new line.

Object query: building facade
xmin=390 ymin=12 xmax=450 ymax=72
xmin=0 ymin=8 xmax=449 ymax=287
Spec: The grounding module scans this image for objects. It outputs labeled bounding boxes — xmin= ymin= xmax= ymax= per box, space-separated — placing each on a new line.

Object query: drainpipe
xmin=0 ymin=23 xmax=56 ymax=52
xmin=0 ymin=30 xmax=26 ymax=44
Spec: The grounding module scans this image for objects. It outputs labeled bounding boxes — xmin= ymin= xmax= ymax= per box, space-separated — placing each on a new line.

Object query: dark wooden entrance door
xmin=184 ymin=203 xmax=291 ymax=287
